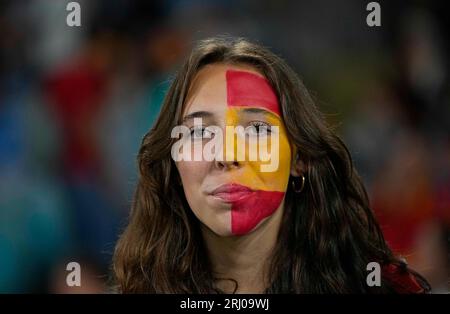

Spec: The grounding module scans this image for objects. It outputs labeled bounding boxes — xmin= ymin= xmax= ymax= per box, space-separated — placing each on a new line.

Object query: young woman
xmin=113 ymin=37 xmax=430 ymax=293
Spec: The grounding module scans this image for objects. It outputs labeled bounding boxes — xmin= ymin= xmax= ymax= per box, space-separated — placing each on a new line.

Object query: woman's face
xmin=175 ymin=63 xmax=295 ymax=236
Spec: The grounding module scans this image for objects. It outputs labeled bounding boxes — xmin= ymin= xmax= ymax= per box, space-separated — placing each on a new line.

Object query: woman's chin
xmin=202 ymin=224 xmax=232 ymax=237
xmin=206 ymin=223 xmax=258 ymax=238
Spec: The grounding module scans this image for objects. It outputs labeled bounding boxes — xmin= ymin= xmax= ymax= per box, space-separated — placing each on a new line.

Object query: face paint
xmin=230 ymin=188 xmax=285 ymax=235
xmin=226 ymin=70 xmax=281 ymax=116
xmin=224 ymin=69 xmax=291 ymax=235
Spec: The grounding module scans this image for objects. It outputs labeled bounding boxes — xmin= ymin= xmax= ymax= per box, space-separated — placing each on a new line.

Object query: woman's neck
xmin=201 ymin=202 xmax=285 ymax=293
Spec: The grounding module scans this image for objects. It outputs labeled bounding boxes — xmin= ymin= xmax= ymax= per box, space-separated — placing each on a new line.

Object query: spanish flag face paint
xmin=177 ymin=64 xmax=292 ymax=236
xmin=224 ymin=70 xmax=291 ymax=235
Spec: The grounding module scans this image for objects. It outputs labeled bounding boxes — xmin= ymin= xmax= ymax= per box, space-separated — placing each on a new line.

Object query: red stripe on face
xmin=226 ymin=70 xmax=281 ymax=116
xmin=231 ymin=190 xmax=285 ymax=235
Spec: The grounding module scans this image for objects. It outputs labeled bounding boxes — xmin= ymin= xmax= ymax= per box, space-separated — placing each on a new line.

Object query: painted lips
xmin=209 ymin=183 xmax=255 ymax=202
xmin=208 ymin=182 xmax=286 ymax=235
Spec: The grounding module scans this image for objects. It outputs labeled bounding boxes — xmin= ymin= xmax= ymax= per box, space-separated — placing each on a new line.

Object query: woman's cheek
xmin=177 ymin=160 xmax=205 ymax=193
xmin=243 ymin=131 xmax=291 ymax=192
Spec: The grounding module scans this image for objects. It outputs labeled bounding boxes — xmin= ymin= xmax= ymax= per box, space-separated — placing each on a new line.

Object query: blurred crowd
xmin=0 ymin=0 xmax=448 ymax=293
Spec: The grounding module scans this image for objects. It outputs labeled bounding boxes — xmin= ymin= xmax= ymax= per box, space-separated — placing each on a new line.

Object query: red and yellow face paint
xmin=223 ymin=70 xmax=291 ymax=235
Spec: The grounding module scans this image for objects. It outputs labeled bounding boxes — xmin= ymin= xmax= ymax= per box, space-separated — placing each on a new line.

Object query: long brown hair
xmin=112 ymin=36 xmax=430 ymax=293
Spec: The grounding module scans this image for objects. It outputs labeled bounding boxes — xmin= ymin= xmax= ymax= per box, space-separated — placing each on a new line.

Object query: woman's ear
xmin=290 ymin=150 xmax=305 ymax=177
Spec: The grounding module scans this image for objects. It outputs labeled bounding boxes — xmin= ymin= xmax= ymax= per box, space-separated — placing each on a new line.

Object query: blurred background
xmin=0 ymin=0 xmax=448 ymax=293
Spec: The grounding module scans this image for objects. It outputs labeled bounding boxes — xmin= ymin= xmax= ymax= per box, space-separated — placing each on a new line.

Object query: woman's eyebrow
xmin=240 ymin=107 xmax=279 ymax=120
xmin=182 ymin=111 xmax=213 ymax=123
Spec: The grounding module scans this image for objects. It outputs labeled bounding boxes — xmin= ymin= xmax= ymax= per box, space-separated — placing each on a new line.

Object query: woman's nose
xmin=214 ymin=159 xmax=240 ymax=170
xmin=213 ymin=123 xmax=244 ymax=170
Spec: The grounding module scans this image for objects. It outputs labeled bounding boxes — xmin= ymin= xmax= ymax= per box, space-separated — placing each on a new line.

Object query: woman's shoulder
xmin=381 ymin=262 xmax=431 ymax=294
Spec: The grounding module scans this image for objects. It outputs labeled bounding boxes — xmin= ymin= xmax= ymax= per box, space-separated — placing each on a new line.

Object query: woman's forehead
xmin=183 ymin=63 xmax=278 ymax=117
xmin=226 ymin=69 xmax=280 ymax=116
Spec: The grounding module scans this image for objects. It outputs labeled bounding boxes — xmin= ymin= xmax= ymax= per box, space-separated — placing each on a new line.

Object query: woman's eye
xmin=190 ymin=127 xmax=213 ymax=140
xmin=246 ymin=122 xmax=272 ymax=136
xmin=190 ymin=127 xmax=204 ymax=139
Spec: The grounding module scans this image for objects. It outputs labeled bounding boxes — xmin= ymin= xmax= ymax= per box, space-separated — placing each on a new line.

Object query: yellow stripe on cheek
xmin=224 ymin=108 xmax=292 ymax=193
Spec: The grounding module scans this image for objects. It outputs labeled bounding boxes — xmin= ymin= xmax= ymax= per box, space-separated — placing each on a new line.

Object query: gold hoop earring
xmin=292 ymin=175 xmax=305 ymax=193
